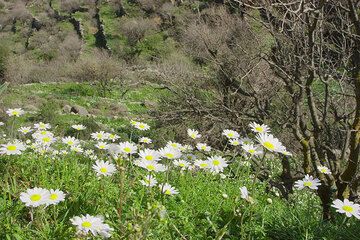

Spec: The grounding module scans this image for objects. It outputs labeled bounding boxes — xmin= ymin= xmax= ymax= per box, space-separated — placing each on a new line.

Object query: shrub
xmin=0 ymin=41 xmax=9 ymax=84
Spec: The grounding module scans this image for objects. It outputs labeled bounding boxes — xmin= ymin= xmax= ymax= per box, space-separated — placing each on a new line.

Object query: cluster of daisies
xmin=1 ymin=107 xmax=360 ymax=239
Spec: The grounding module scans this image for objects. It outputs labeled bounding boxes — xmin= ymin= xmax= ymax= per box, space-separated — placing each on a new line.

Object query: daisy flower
xmin=179 ymin=144 xmax=194 ymax=152
xmin=36 ymin=135 xmax=56 ymax=146
xmin=6 ymin=108 xmax=25 ymax=117
xmin=187 ymin=129 xmax=201 ymax=139
xmin=118 ymin=141 xmax=137 ymax=155
xmin=239 ymin=137 xmax=253 ymax=145
xmin=108 ymin=133 xmax=119 ymax=142
xmin=95 ymin=142 xmax=109 ymax=150
xmin=71 ymin=145 xmax=84 ymax=153
xmin=20 ymin=187 xmax=50 ymax=207
xmin=135 ymin=159 xmax=166 ymax=172
xmin=18 ymin=126 xmax=32 ymax=134
xmin=72 ymin=124 xmax=86 ymax=130
xmin=92 ymin=160 xmax=117 ymax=177
xmin=159 ymin=183 xmax=179 ymax=195
xmin=159 ymin=146 xmax=182 ymax=160
xmin=0 ymin=141 xmax=26 ymax=155
xmin=0 ymin=122 xmax=4 ymax=126
xmin=91 ymin=131 xmax=109 ymax=141
xmin=256 ymin=133 xmax=285 ymax=152
xmin=194 ymin=160 xmax=209 ymax=169
xmin=139 ymin=137 xmax=152 ymax=144
xmin=318 ymin=165 xmax=331 ymax=175
xmin=222 ymin=129 xmax=240 ymax=139
xmin=166 ymin=141 xmax=182 ymax=150
xmin=240 ymin=186 xmax=249 ymax=200
xmin=34 ymin=122 xmax=51 ymax=130
xmin=174 ymin=160 xmax=190 ymax=169
xmin=229 ymin=138 xmax=241 ymax=146
xmin=47 ymin=189 xmax=66 ymax=205
xmin=62 ymin=136 xmax=80 ymax=146
xmin=184 ymin=154 xmax=197 ymax=161
xmin=196 ymin=143 xmax=211 ymax=152
xmin=70 ymin=214 xmax=113 ymax=237
xmin=249 ymin=122 xmax=270 ymax=134
xmin=294 ymin=175 xmax=321 ymax=190
xmin=32 ymin=130 xmax=54 ymax=139
xmin=139 ymin=148 xmax=161 ymax=161
xmin=140 ymin=175 xmax=158 ymax=187
xmin=134 ymin=122 xmax=150 ymax=131
xmin=242 ymin=143 xmax=262 ymax=156
xmin=207 ymin=156 xmax=228 ymax=173
xmin=331 ymin=199 xmax=360 ymax=219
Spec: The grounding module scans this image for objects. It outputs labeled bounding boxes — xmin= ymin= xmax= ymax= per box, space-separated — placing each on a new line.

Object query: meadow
xmin=0 ymin=83 xmax=359 ymax=240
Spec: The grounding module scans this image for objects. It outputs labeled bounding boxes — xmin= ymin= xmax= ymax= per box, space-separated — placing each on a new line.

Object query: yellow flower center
xmin=255 ymin=126 xmax=263 ymax=132
xmin=165 ymin=153 xmax=174 ymax=159
xmin=201 ymin=146 xmax=206 ymax=150
xmin=200 ymin=163 xmax=208 ymax=168
xmin=50 ymin=194 xmax=58 ymax=200
xmin=248 ymin=149 xmax=255 ymax=154
xmin=82 ymin=221 xmax=92 ymax=228
xmin=30 ymin=194 xmax=41 ymax=202
xmin=165 ymin=189 xmax=171 ymax=195
xmin=100 ymin=167 xmax=107 ymax=173
xmin=41 ymin=131 xmax=47 ymax=135
xmin=97 ymin=134 xmax=103 ymax=138
xmin=303 ymin=181 xmax=313 ymax=187
xmin=42 ymin=137 xmax=51 ymax=143
xmin=213 ymin=160 xmax=220 ymax=166
xmin=263 ymin=142 xmax=275 ymax=150
xmin=228 ymin=133 xmax=234 ymax=137
xmin=139 ymin=124 xmax=145 ymax=129
xmin=145 ymin=155 xmax=154 ymax=161
xmin=179 ymin=163 xmax=185 ymax=167
xmin=342 ymin=205 xmax=353 ymax=212
xmin=123 ymin=147 xmax=131 ymax=153
xmin=7 ymin=145 xmax=17 ymax=151
xmin=147 ymin=165 xmax=155 ymax=171
xmin=12 ymin=111 xmax=19 ymax=116
xmin=68 ymin=141 xmax=73 ymax=145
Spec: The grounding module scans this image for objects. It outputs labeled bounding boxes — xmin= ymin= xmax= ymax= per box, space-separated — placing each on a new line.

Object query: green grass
xmin=0 ymin=85 xmax=359 ymax=240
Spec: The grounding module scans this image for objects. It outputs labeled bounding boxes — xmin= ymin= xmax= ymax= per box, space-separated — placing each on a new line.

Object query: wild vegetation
xmin=1 ymin=0 xmax=360 ymax=239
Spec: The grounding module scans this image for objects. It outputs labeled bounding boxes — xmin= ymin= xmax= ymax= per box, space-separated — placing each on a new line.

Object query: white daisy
xmin=92 ymin=160 xmax=117 ymax=177
xmin=70 ymin=145 xmax=83 ymax=153
xmin=194 ymin=160 xmax=209 ymax=169
xmin=34 ymin=122 xmax=51 ymax=130
xmin=72 ymin=124 xmax=86 ymax=130
xmin=47 ymin=189 xmax=66 ymax=205
xmin=18 ymin=126 xmax=32 ymax=134
xmin=70 ymin=214 xmax=113 ymax=237
xmin=0 ymin=122 xmax=4 ymax=126
xmin=242 ymin=143 xmax=263 ymax=156
xmin=256 ymin=133 xmax=285 ymax=152
xmin=240 ymin=186 xmax=249 ymax=200
xmin=159 ymin=183 xmax=179 ymax=195
xmin=222 ymin=129 xmax=240 ymax=139
xmin=229 ymin=138 xmax=241 ymax=146
xmin=134 ymin=121 xmax=150 ymax=131
xmin=331 ymin=199 xmax=360 ymax=219
xmin=187 ymin=129 xmax=201 ymax=139
xmin=196 ymin=143 xmax=211 ymax=152
xmin=95 ymin=142 xmax=109 ymax=150
xmin=239 ymin=137 xmax=253 ymax=145
xmin=207 ymin=156 xmax=228 ymax=173
xmin=118 ymin=141 xmax=137 ymax=155
xmin=139 ymin=175 xmax=158 ymax=187
xmin=249 ymin=122 xmax=270 ymax=134
xmin=108 ymin=133 xmax=119 ymax=142
xmin=35 ymin=135 xmax=56 ymax=146
xmin=174 ymin=160 xmax=190 ymax=169
xmin=91 ymin=131 xmax=109 ymax=141
xmin=294 ymin=175 xmax=321 ymax=190
xmin=6 ymin=108 xmax=25 ymax=117
xmin=166 ymin=141 xmax=182 ymax=150
xmin=139 ymin=137 xmax=152 ymax=144
xmin=0 ymin=141 xmax=26 ymax=155
xmin=134 ymin=159 xmax=166 ymax=172
xmin=20 ymin=187 xmax=50 ymax=207
xmin=318 ymin=165 xmax=331 ymax=175
xmin=159 ymin=146 xmax=182 ymax=160
xmin=139 ymin=148 xmax=161 ymax=161
xmin=62 ymin=136 xmax=80 ymax=146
